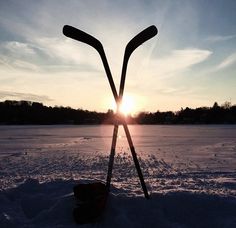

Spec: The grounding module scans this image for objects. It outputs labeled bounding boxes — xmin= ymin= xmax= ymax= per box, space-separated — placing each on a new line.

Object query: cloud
xmin=0 ymin=55 xmax=39 ymax=71
xmin=205 ymin=34 xmax=236 ymax=42
xmin=0 ymin=90 xmax=53 ymax=102
xmin=151 ymin=49 xmax=212 ymax=78
xmin=155 ymin=86 xmax=207 ymax=97
xmin=4 ymin=41 xmax=36 ymax=55
xmin=13 ymin=60 xmax=39 ymax=71
xmin=0 ymin=0 xmax=165 ymax=75
xmin=0 ymin=41 xmax=39 ymax=71
xmin=34 ymin=37 xmax=100 ymax=68
xmin=217 ymin=52 xmax=236 ymax=70
xmin=0 ymin=39 xmax=99 ymax=73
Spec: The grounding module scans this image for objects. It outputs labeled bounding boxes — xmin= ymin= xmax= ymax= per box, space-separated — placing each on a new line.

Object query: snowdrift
xmin=0 ymin=178 xmax=236 ymax=227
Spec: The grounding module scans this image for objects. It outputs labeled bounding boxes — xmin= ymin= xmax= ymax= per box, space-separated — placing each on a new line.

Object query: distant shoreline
xmin=0 ymin=123 xmax=236 ymax=126
xmin=1 ymin=100 xmax=236 ymax=125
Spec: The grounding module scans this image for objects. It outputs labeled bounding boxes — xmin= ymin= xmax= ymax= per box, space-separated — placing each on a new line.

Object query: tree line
xmin=0 ymin=100 xmax=235 ymax=125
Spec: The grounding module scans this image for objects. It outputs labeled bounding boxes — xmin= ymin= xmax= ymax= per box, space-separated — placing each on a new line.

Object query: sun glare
xmin=111 ymin=94 xmax=136 ymax=116
xmin=119 ymin=95 xmax=135 ymax=115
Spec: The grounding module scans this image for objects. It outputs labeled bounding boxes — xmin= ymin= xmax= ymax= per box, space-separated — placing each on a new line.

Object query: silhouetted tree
xmin=0 ymin=100 xmax=235 ymax=125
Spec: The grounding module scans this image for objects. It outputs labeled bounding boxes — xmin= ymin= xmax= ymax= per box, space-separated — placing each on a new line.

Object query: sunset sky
xmin=0 ymin=0 xmax=235 ymax=113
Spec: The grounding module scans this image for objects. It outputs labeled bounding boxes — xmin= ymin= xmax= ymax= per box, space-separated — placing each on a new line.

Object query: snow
xmin=0 ymin=125 xmax=236 ymax=227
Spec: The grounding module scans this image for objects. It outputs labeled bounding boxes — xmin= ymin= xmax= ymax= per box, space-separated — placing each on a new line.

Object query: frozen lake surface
xmin=0 ymin=125 xmax=236 ymax=227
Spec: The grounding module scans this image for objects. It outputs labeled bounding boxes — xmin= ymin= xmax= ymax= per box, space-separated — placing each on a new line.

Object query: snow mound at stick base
xmin=0 ymin=178 xmax=236 ymax=228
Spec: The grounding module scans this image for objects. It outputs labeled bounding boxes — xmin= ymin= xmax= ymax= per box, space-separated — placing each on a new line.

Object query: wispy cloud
xmin=151 ymin=49 xmax=212 ymax=78
xmin=0 ymin=39 xmax=99 ymax=73
xmin=205 ymin=34 xmax=236 ymax=42
xmin=217 ymin=52 xmax=236 ymax=70
xmin=13 ymin=60 xmax=39 ymax=71
xmin=33 ymin=37 xmax=101 ymax=70
xmin=0 ymin=55 xmax=39 ymax=71
xmin=3 ymin=41 xmax=36 ymax=55
xmin=0 ymin=41 xmax=39 ymax=71
xmin=155 ymin=86 xmax=207 ymax=97
xmin=0 ymin=90 xmax=53 ymax=102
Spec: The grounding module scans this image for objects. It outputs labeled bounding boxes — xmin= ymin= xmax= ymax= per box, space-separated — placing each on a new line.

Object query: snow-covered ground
xmin=0 ymin=125 xmax=236 ymax=227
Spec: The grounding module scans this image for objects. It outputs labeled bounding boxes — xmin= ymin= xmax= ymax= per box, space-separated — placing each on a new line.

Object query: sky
xmin=0 ymin=0 xmax=236 ymax=113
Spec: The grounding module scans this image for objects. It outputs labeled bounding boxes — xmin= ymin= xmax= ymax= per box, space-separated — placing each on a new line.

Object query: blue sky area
xmin=0 ymin=0 xmax=235 ymax=113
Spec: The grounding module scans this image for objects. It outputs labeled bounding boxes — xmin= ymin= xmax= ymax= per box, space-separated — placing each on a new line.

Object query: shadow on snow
xmin=0 ymin=179 xmax=235 ymax=227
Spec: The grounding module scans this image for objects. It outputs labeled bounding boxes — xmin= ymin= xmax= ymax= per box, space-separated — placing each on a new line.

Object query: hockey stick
xmin=106 ymin=26 xmax=158 ymax=198
xmin=63 ymin=25 xmax=157 ymax=199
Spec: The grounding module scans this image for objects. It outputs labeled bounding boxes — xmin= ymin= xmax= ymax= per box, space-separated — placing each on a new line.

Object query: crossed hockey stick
xmin=63 ymin=25 xmax=157 ymax=199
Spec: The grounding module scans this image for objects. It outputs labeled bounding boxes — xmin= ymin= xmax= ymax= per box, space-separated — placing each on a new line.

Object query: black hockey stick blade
xmin=118 ymin=25 xmax=158 ymax=98
xmin=63 ymin=25 xmax=103 ymax=52
xmin=63 ymin=25 xmax=118 ymax=101
xmin=125 ymin=25 xmax=158 ymax=58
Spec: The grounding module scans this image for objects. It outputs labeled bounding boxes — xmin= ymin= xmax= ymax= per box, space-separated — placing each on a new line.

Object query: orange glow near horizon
xmin=119 ymin=95 xmax=135 ymax=116
xmin=111 ymin=94 xmax=136 ymax=116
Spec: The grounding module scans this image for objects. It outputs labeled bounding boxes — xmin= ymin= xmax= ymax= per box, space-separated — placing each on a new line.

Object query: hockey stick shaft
xmin=63 ymin=25 xmax=150 ymax=198
xmin=106 ymin=27 xmax=157 ymax=199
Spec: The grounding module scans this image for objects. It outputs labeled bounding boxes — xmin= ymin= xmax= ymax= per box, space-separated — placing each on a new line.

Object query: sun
xmin=119 ymin=95 xmax=135 ymax=115
xmin=113 ymin=95 xmax=135 ymax=116
xmin=109 ymin=94 xmax=137 ymax=116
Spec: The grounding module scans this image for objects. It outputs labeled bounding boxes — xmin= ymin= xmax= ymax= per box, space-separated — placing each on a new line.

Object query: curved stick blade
xmin=119 ymin=25 xmax=158 ymax=98
xmin=125 ymin=25 xmax=158 ymax=58
xmin=63 ymin=25 xmax=103 ymax=52
xmin=63 ymin=25 xmax=118 ymax=101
